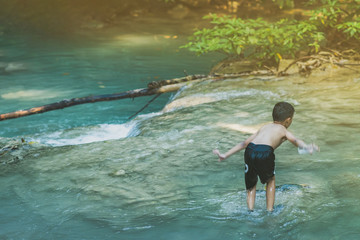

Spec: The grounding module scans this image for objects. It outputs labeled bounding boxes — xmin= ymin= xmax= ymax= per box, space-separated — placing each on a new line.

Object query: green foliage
xmin=182 ymin=0 xmax=360 ymax=66
xmin=181 ymin=14 xmax=324 ymax=65
xmin=337 ymin=20 xmax=360 ymax=39
xmin=309 ymin=0 xmax=360 ymax=40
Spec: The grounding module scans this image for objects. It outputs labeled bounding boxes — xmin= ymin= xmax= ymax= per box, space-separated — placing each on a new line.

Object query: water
xmin=1 ymin=29 xmax=360 ymax=239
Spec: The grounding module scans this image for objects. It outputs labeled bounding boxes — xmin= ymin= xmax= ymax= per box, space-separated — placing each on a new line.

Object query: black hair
xmin=272 ymin=102 xmax=295 ymax=122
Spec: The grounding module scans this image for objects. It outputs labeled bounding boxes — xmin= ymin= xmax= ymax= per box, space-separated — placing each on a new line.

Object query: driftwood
xmin=0 ymin=88 xmax=157 ymax=121
xmin=277 ymin=50 xmax=360 ymax=76
xmin=147 ymin=74 xmax=207 ymax=88
xmin=0 ymin=75 xmax=217 ymax=121
xmin=0 ymin=71 xmax=277 ymax=121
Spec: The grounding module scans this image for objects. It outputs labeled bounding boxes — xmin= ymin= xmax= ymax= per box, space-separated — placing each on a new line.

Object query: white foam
xmin=1 ymin=89 xmax=61 ymax=100
xmin=33 ymin=122 xmax=139 ymax=147
xmin=4 ymin=62 xmax=27 ymax=72
xmin=0 ymin=62 xmax=27 ymax=72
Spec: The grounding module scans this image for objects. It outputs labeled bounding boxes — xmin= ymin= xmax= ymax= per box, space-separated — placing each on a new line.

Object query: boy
xmin=213 ymin=102 xmax=319 ymax=211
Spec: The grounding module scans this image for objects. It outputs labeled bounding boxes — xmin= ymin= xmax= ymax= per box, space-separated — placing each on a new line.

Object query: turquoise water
xmin=0 ymin=31 xmax=219 ymax=138
xmin=1 ymin=30 xmax=360 ymax=239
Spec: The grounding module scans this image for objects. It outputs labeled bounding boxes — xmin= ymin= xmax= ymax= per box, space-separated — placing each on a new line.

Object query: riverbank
xmin=210 ymin=51 xmax=360 ymax=78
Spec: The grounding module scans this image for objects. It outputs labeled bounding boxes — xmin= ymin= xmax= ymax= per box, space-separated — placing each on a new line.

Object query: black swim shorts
xmin=244 ymin=142 xmax=275 ymax=190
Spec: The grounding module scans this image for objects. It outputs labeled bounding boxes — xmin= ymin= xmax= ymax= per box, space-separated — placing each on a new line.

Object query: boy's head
xmin=272 ymin=102 xmax=295 ymax=125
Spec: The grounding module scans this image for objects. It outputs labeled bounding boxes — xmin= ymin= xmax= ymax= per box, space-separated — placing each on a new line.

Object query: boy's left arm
xmin=285 ymin=130 xmax=319 ymax=153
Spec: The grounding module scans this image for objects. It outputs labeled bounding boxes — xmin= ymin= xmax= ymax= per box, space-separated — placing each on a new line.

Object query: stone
xmin=113 ymin=169 xmax=126 ymax=176
xmin=277 ymin=59 xmax=298 ymax=74
xmin=210 ymin=59 xmax=257 ymax=74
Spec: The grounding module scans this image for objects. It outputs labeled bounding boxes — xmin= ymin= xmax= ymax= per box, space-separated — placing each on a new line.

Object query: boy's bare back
xmin=249 ymin=121 xmax=310 ymax=151
xmin=251 ymin=123 xmax=288 ymax=150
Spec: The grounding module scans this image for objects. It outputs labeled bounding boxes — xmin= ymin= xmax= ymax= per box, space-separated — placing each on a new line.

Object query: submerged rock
xmin=162 ymin=95 xmax=216 ymax=113
xmin=109 ymin=169 xmax=126 ymax=177
xmin=0 ymin=138 xmax=40 ymax=165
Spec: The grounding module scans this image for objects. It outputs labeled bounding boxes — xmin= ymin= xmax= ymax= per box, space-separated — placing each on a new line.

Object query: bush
xmin=182 ymin=14 xmax=324 ymax=66
xmin=309 ymin=0 xmax=360 ymax=43
xmin=182 ymin=0 xmax=360 ymax=66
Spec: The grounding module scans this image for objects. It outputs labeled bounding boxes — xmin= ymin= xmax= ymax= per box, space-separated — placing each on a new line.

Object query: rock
xmin=111 ymin=169 xmax=126 ymax=176
xmin=210 ymin=59 xmax=258 ymax=74
xmin=278 ymin=59 xmax=298 ymax=75
xmin=162 ymin=95 xmax=217 ymax=113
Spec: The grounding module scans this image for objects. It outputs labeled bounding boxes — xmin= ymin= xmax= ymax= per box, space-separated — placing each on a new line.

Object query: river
xmin=1 ymin=26 xmax=360 ymax=239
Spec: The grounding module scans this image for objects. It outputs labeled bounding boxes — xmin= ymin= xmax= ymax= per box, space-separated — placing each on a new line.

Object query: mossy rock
xmin=210 ymin=59 xmax=260 ymax=74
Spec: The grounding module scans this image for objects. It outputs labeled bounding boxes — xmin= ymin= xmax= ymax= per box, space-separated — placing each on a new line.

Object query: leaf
xmin=248 ymin=36 xmax=258 ymax=44
xmin=236 ymin=46 xmax=242 ymax=55
xmin=350 ymin=28 xmax=356 ymax=37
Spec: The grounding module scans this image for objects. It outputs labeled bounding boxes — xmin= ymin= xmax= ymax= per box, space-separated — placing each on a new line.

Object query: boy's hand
xmin=299 ymin=143 xmax=320 ymax=155
xmin=213 ymin=149 xmax=226 ymax=162
xmin=308 ymin=143 xmax=320 ymax=154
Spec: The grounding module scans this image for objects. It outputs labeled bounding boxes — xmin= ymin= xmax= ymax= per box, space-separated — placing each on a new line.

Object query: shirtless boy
xmin=213 ymin=102 xmax=319 ymax=211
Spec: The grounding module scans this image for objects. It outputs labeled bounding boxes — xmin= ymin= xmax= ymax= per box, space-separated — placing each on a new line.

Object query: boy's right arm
xmin=213 ymin=132 xmax=257 ymax=162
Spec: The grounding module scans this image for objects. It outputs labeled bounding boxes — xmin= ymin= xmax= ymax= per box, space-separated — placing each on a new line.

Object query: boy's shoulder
xmin=261 ymin=122 xmax=286 ymax=130
xmin=256 ymin=122 xmax=289 ymax=148
xmin=259 ymin=122 xmax=287 ymax=135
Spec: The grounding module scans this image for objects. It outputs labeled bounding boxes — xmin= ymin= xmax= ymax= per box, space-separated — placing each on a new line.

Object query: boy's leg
xmin=266 ymin=176 xmax=275 ymax=211
xmin=247 ymin=184 xmax=256 ymax=211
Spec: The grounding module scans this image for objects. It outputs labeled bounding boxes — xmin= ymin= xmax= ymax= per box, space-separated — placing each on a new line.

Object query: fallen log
xmin=0 ymin=88 xmax=154 ymax=121
xmin=147 ymin=74 xmax=207 ymax=88
xmin=0 ymin=75 xmax=215 ymax=121
xmin=0 ymin=70 xmax=278 ymax=121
